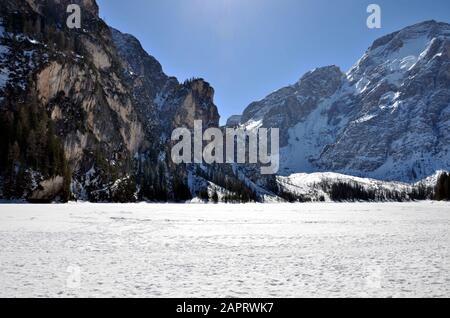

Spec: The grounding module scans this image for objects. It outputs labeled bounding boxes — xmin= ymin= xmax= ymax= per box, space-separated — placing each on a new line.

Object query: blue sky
xmin=98 ymin=0 xmax=450 ymax=124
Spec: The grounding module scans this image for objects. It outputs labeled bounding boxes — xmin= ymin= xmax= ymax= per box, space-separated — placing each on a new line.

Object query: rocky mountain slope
xmin=231 ymin=20 xmax=450 ymax=183
xmin=1 ymin=0 xmax=141 ymax=201
xmin=0 ymin=0 xmax=447 ymax=202
xmin=0 ymin=0 xmax=232 ymax=202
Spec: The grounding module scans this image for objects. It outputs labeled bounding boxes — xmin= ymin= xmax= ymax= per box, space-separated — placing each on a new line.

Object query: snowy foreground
xmin=0 ymin=202 xmax=449 ymax=298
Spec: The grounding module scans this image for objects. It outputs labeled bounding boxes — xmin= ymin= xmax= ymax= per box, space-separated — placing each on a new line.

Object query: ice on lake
xmin=0 ymin=202 xmax=449 ymax=298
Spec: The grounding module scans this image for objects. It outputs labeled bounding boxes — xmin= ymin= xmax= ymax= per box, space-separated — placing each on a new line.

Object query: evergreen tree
xmin=211 ymin=190 xmax=219 ymax=204
xmin=198 ymin=189 xmax=209 ymax=202
xmin=61 ymin=160 xmax=72 ymax=202
xmin=173 ymin=175 xmax=192 ymax=202
xmin=435 ymin=173 xmax=450 ymax=201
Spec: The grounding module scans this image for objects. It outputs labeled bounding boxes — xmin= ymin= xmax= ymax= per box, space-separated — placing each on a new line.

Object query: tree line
xmin=0 ymin=102 xmax=71 ymax=201
xmin=324 ymin=181 xmax=434 ymax=202
xmin=194 ymin=165 xmax=258 ymax=203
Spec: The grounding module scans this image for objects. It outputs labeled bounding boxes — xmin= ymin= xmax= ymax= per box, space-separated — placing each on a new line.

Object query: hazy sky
xmin=97 ymin=0 xmax=450 ymax=124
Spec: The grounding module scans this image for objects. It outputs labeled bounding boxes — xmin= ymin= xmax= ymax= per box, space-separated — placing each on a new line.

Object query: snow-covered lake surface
xmin=0 ymin=202 xmax=449 ymax=298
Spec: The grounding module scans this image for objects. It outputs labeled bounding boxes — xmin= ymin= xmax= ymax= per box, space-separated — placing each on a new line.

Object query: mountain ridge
xmin=230 ymin=20 xmax=450 ymax=183
xmin=0 ymin=0 xmax=448 ymax=202
xmin=0 ymin=0 xmax=224 ymax=202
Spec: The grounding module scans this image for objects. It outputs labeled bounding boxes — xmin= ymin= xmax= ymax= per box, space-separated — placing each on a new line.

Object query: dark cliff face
xmin=110 ymin=27 xmax=225 ymax=201
xmin=0 ymin=0 xmax=220 ymax=202
xmin=0 ymin=0 xmax=146 ymax=201
xmin=110 ymin=27 xmax=220 ymax=147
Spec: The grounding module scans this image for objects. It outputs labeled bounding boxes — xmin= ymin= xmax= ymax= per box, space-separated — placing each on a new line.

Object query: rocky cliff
xmin=0 ymin=0 xmax=222 ymax=202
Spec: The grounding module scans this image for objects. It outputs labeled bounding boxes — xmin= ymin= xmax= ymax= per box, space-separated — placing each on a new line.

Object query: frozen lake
xmin=0 ymin=202 xmax=449 ymax=298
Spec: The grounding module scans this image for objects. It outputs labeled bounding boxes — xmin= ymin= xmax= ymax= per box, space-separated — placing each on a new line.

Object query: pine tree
xmin=211 ymin=190 xmax=219 ymax=204
xmin=435 ymin=173 xmax=450 ymax=201
xmin=198 ymin=189 xmax=209 ymax=202
xmin=173 ymin=175 xmax=192 ymax=202
xmin=8 ymin=141 xmax=21 ymax=171
xmin=4 ymin=142 xmax=21 ymax=198
xmin=61 ymin=159 xmax=72 ymax=202
xmin=447 ymin=174 xmax=450 ymax=201
xmin=435 ymin=173 xmax=444 ymax=201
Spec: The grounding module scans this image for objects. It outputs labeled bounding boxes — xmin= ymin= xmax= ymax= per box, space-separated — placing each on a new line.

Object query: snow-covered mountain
xmin=0 ymin=0 xmax=447 ymax=203
xmin=231 ymin=20 xmax=450 ymax=183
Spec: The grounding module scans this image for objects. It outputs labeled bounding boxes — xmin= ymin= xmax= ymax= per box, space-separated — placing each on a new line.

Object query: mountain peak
xmin=299 ymin=65 xmax=343 ymax=84
xmin=369 ymin=20 xmax=450 ymax=52
xmin=305 ymin=65 xmax=342 ymax=75
xmin=235 ymin=20 xmax=450 ymax=182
